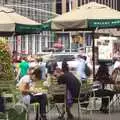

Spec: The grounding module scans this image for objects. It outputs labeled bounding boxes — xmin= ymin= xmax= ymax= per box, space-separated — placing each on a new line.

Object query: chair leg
xmin=78 ymin=102 xmax=80 ymax=120
xmin=90 ymin=110 xmax=93 ymax=120
xmin=46 ymin=103 xmax=55 ymax=113
xmin=55 ymin=104 xmax=63 ymax=116
xmin=78 ymin=103 xmax=82 ymax=120
xmin=108 ymin=97 xmax=111 ymax=120
xmin=35 ymin=105 xmax=39 ymax=120
xmin=6 ymin=112 xmax=9 ymax=120
xmin=27 ymin=105 xmax=30 ymax=120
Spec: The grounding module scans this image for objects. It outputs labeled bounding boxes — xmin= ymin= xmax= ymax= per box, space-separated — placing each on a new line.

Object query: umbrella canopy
xmin=46 ymin=2 xmax=120 ymax=80
xmin=51 ymin=2 xmax=120 ymax=30
xmin=0 ymin=6 xmax=46 ymax=35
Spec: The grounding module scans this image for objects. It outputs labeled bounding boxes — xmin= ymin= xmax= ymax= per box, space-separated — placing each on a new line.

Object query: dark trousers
xmin=0 ymin=96 xmax=4 ymax=112
xmin=94 ymin=89 xmax=114 ymax=108
xmin=30 ymin=94 xmax=47 ymax=115
xmin=80 ymin=89 xmax=115 ymax=109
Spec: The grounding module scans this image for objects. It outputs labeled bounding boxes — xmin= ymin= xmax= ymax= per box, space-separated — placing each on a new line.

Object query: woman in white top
xmin=17 ymin=67 xmax=48 ymax=120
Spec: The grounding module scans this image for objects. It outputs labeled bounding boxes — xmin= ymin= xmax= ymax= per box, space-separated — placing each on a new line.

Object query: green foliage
xmin=8 ymin=108 xmax=27 ymax=120
xmin=0 ymin=39 xmax=15 ymax=82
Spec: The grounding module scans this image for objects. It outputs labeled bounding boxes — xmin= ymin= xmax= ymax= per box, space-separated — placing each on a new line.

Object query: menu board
xmin=96 ymin=37 xmax=113 ymax=60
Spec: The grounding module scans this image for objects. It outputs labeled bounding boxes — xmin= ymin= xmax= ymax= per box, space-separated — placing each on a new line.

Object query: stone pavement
xmin=29 ymin=103 xmax=120 ymax=120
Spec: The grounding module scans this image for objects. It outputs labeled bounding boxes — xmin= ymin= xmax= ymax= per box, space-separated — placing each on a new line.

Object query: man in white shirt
xmin=76 ymin=55 xmax=87 ymax=83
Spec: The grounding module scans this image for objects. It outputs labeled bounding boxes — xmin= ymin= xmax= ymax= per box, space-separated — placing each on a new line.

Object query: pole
xmin=92 ymin=30 xmax=95 ymax=81
xmin=69 ymin=0 xmax=72 ymax=11
xmin=69 ymin=0 xmax=72 ymax=53
xmin=83 ymin=32 xmax=86 ymax=53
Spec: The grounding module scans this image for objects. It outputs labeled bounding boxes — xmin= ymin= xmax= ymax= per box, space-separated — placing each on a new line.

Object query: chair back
xmin=0 ymin=80 xmax=16 ymax=93
xmin=79 ymin=83 xmax=92 ymax=95
xmin=48 ymin=76 xmax=66 ymax=103
xmin=79 ymin=83 xmax=102 ymax=111
xmin=78 ymin=83 xmax=93 ymax=105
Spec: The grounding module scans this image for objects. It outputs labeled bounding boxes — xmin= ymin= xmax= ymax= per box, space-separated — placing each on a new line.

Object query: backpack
xmin=84 ymin=64 xmax=91 ymax=77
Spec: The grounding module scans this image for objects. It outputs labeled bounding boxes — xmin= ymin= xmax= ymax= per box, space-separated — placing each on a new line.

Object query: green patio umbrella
xmin=51 ymin=2 xmax=120 ymax=31
xmin=0 ymin=6 xmax=49 ymax=36
xmin=46 ymin=2 xmax=120 ymax=79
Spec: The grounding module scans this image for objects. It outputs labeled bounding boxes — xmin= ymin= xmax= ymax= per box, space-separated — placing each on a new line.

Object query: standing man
xmin=76 ymin=55 xmax=87 ymax=84
xmin=55 ymin=62 xmax=81 ymax=119
xmin=16 ymin=57 xmax=29 ymax=82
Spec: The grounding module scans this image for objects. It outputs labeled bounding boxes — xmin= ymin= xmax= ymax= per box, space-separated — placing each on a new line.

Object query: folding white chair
xmin=47 ymin=82 xmax=66 ymax=119
xmin=78 ymin=83 xmax=112 ymax=120
xmin=78 ymin=83 xmax=95 ymax=120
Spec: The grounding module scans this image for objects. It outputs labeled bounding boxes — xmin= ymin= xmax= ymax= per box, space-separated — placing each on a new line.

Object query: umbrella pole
xmin=92 ymin=30 xmax=95 ymax=81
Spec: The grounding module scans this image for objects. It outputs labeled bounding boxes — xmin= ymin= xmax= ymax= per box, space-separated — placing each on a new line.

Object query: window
xmin=28 ymin=9 xmax=31 ymax=17
xmin=21 ymin=36 xmax=26 ymax=53
xmin=35 ymin=34 xmax=40 ymax=54
xmin=28 ymin=35 xmax=32 ymax=54
xmin=4 ymin=0 xmax=8 ymax=4
xmin=56 ymin=0 xmax=62 ymax=14
xmin=21 ymin=0 xmax=23 ymax=3
xmin=54 ymin=55 xmax=75 ymax=62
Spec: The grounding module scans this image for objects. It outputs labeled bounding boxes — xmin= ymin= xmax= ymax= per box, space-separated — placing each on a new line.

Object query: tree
xmin=0 ymin=39 xmax=15 ymax=89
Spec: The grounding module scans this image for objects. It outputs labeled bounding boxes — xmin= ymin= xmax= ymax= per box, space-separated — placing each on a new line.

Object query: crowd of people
xmin=11 ymin=54 xmax=120 ymax=120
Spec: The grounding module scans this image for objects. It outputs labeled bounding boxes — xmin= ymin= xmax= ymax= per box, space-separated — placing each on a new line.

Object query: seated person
xmin=17 ymin=67 xmax=47 ymax=120
xmin=86 ymin=63 xmax=115 ymax=113
xmin=55 ymin=62 xmax=81 ymax=119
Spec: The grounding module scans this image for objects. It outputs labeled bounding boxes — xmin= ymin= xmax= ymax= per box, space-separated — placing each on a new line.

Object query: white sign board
xmin=98 ymin=44 xmax=112 ymax=60
xmin=96 ymin=36 xmax=117 ymax=60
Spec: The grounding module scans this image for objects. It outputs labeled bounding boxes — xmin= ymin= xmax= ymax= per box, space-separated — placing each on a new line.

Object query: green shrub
xmin=0 ymin=39 xmax=15 ymax=91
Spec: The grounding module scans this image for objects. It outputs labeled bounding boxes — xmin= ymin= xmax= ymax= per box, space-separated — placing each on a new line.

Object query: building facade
xmin=57 ymin=0 xmax=119 ymax=13
xmin=78 ymin=0 xmax=118 ymax=10
xmin=0 ymin=0 xmax=120 ymax=54
xmin=0 ymin=0 xmax=56 ymax=55
xmin=54 ymin=0 xmax=120 ymax=53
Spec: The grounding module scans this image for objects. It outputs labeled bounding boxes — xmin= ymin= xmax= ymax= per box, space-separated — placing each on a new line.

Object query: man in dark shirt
xmin=46 ymin=57 xmax=57 ymax=75
xmin=56 ymin=62 xmax=81 ymax=119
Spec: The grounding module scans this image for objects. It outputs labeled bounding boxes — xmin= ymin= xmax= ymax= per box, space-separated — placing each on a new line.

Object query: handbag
xmin=114 ymin=71 xmax=120 ymax=91
xmin=87 ymin=97 xmax=102 ymax=110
